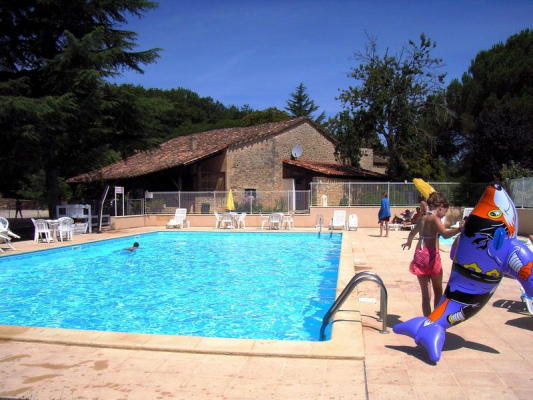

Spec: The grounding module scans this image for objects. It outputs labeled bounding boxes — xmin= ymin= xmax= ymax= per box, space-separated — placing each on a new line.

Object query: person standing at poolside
xmin=401 ymin=192 xmax=462 ymax=316
xmin=378 ymin=192 xmax=391 ymax=237
xmin=15 ymin=198 xmax=23 ymax=218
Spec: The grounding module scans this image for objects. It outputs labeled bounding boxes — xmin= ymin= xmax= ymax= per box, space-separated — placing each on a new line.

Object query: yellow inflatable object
xmin=413 ymin=178 xmax=435 ymax=198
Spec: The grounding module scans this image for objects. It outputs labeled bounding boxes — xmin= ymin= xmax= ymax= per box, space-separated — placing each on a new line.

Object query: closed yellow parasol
xmin=226 ymin=189 xmax=235 ymax=211
xmin=413 ymin=178 xmax=435 ymax=198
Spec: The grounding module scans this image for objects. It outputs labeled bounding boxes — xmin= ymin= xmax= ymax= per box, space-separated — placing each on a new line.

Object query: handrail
xmin=97 ymin=185 xmax=110 ymax=234
xmin=319 ymin=271 xmax=388 ymax=340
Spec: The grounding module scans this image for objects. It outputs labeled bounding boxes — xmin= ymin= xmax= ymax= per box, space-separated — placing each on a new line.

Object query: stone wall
xmin=359 ymin=148 xmax=374 ymax=170
xmin=227 ymin=123 xmax=337 ymax=191
xmin=311 ymin=177 xmax=352 ymax=207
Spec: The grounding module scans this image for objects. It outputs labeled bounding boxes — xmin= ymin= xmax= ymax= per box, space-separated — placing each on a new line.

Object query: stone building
xmin=69 ymin=117 xmax=384 ymax=196
xmin=359 ymin=148 xmax=387 ymax=175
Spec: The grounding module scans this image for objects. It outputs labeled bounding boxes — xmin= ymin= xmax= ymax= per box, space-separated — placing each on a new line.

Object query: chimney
xmin=189 ymin=137 xmax=197 ymax=151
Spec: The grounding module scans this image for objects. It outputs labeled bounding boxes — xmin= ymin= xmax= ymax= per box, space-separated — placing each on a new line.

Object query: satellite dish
xmin=291 ymin=145 xmax=303 ymax=159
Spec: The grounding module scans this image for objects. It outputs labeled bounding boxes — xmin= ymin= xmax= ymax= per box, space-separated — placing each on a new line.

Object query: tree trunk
xmin=45 ymin=167 xmax=60 ymax=219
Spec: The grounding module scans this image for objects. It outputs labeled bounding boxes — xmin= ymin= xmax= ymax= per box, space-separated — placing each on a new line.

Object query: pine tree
xmin=0 ymin=0 xmax=162 ymax=214
xmin=285 ymin=83 xmax=325 ymax=124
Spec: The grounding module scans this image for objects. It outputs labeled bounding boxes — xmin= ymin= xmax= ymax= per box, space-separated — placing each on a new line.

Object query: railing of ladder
xmin=319 ymin=271 xmax=388 ymax=341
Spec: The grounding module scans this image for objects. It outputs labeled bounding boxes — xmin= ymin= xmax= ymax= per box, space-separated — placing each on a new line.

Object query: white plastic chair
xmin=214 ymin=212 xmax=222 ymax=228
xmin=348 ymin=214 xmax=358 ymax=231
xmin=57 ymin=217 xmax=74 ymax=241
xmin=220 ymin=213 xmax=235 ymax=229
xmin=330 ymin=210 xmax=347 ymax=230
xmin=0 ymin=232 xmax=15 ymax=252
xmin=32 ymin=218 xmax=52 ymax=243
xmin=282 ymin=213 xmax=294 ymax=230
xmin=0 ymin=216 xmax=20 ymax=240
xmin=269 ymin=213 xmax=283 ymax=230
xmin=260 ymin=213 xmax=270 ymax=229
xmin=236 ymin=212 xmax=246 ymax=229
xmin=166 ymin=208 xmax=187 ymax=229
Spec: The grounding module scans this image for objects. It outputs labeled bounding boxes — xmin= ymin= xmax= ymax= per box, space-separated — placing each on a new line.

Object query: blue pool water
xmin=439 ymin=235 xmax=458 ymax=248
xmin=0 ymin=232 xmax=340 ymax=341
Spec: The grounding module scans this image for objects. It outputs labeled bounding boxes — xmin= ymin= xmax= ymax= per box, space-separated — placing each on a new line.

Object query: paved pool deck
xmin=0 ymin=227 xmax=532 ymax=399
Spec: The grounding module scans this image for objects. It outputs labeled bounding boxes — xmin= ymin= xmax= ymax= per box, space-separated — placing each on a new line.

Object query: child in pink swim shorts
xmin=402 ymin=192 xmax=462 ymax=316
xmin=409 ymin=247 xmax=442 ymax=277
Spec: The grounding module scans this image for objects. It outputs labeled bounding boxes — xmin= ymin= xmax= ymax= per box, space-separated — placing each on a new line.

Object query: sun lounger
xmin=0 ymin=232 xmax=15 ymax=252
xmin=348 ymin=214 xmax=358 ymax=231
xmin=330 ymin=210 xmax=347 ymax=230
xmin=0 ymin=216 xmax=20 ymax=239
xmin=166 ymin=208 xmax=188 ymax=229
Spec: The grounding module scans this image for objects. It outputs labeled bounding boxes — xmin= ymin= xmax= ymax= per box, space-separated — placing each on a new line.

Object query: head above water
xmin=133 ymin=242 xmax=139 ymax=248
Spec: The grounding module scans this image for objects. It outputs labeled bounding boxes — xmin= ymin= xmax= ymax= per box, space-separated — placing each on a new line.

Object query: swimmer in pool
xmin=124 ymin=242 xmax=139 ymax=252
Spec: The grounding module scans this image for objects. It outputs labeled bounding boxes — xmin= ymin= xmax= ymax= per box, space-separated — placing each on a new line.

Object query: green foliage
xmin=334 ymin=33 xmax=447 ymax=179
xmin=241 ymin=107 xmax=290 ymax=126
xmin=501 ymin=162 xmax=533 ymax=183
xmin=444 ymin=29 xmax=533 ymax=182
xmin=16 ymin=170 xmax=71 ymax=207
xmin=0 ymin=0 xmax=163 ymax=214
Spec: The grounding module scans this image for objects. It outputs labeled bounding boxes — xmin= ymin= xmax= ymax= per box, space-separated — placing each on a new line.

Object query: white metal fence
xmin=141 ymin=182 xmax=490 ymax=215
xmin=144 ymin=190 xmax=311 ymax=215
xmin=509 ymin=177 xmax=533 ymax=208
xmin=309 ymin=181 xmax=487 ymax=208
xmin=25 ymin=178 xmax=527 ymax=219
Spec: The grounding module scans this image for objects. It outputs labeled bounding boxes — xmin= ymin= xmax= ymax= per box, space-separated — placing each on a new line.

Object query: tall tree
xmin=335 ymin=33 xmax=447 ymax=179
xmin=285 ymin=83 xmax=325 ymax=124
xmin=0 ymin=0 xmax=161 ymax=215
xmin=445 ymin=29 xmax=533 ymax=182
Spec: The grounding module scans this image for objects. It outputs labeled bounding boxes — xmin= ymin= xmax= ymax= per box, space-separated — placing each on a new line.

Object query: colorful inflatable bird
xmin=393 ymin=183 xmax=533 ymax=363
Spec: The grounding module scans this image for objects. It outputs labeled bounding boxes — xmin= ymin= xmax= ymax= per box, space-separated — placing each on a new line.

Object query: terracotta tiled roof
xmin=68 ymin=117 xmax=329 ymax=182
xmin=283 ymin=159 xmax=385 ymax=178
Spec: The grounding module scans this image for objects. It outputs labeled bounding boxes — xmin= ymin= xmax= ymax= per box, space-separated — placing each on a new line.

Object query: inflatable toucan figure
xmin=393 ymin=183 xmax=533 ymax=363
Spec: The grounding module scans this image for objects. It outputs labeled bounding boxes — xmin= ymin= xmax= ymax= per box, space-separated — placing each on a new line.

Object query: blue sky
xmin=112 ymin=0 xmax=533 ymax=117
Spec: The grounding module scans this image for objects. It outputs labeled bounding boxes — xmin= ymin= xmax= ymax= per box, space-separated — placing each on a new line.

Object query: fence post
xmin=522 ymin=177 xmax=525 ymax=209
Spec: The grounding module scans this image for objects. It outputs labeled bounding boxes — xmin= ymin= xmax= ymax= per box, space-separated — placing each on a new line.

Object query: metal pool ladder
xmin=319 ymin=271 xmax=389 ymax=341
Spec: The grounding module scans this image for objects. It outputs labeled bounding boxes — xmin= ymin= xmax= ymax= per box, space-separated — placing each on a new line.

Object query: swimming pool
xmin=0 ymin=232 xmax=340 ymax=341
xmin=439 ymin=235 xmax=457 ymax=248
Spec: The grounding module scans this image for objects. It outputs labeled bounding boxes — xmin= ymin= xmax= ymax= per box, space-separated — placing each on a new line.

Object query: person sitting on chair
xmin=392 ymin=209 xmax=411 ymax=224
xmin=403 ymin=207 xmax=422 ymax=226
